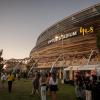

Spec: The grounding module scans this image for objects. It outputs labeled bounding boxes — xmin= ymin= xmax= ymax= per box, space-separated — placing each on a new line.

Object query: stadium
xmin=30 ymin=3 xmax=100 ymax=72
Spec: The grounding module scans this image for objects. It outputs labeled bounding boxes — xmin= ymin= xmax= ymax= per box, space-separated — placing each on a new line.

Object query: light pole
xmin=55 ymin=34 xmax=65 ymax=83
xmin=61 ymin=34 xmax=66 ymax=83
xmin=61 ymin=34 xmax=64 ymax=57
xmin=55 ymin=34 xmax=64 ymax=55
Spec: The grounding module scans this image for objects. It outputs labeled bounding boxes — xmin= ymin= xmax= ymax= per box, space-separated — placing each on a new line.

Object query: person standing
xmin=31 ymin=73 xmax=40 ymax=95
xmin=46 ymin=72 xmax=51 ymax=96
xmin=7 ymin=72 xmax=15 ymax=93
xmin=49 ymin=72 xmax=58 ymax=100
xmin=1 ymin=72 xmax=6 ymax=88
xmin=74 ymin=72 xmax=85 ymax=100
xmin=85 ymin=72 xmax=92 ymax=100
xmin=40 ymin=73 xmax=47 ymax=100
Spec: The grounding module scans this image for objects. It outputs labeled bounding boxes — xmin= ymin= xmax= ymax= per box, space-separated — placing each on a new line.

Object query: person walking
xmin=7 ymin=71 xmax=15 ymax=93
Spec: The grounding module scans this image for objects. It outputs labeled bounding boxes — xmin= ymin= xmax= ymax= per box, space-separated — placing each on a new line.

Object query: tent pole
xmin=86 ymin=49 xmax=94 ymax=65
xmin=50 ymin=54 xmax=62 ymax=72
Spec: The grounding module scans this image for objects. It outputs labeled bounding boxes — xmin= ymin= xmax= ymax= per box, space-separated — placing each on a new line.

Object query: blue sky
xmin=0 ymin=0 xmax=100 ymax=59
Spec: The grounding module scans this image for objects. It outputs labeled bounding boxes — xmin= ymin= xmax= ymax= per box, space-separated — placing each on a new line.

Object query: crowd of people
xmin=30 ymin=71 xmax=58 ymax=100
xmin=74 ymin=71 xmax=99 ymax=100
xmin=0 ymin=68 xmax=100 ymax=100
xmin=0 ymin=70 xmax=58 ymax=100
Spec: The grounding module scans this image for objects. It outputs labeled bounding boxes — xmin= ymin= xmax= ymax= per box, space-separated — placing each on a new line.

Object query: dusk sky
xmin=0 ymin=0 xmax=100 ymax=59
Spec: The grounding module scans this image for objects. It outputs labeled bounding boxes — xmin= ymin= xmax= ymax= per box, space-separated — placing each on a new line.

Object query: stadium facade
xmin=30 ymin=3 xmax=100 ymax=70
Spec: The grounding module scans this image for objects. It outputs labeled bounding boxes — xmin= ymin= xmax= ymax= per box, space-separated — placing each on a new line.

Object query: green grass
xmin=0 ymin=79 xmax=76 ymax=100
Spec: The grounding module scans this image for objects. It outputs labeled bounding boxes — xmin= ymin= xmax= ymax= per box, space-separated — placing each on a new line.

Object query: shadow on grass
xmin=0 ymin=79 xmax=76 ymax=100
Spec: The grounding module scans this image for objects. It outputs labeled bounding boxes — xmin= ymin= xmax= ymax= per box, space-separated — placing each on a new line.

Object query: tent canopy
xmin=64 ymin=66 xmax=80 ymax=71
xmin=64 ymin=64 xmax=100 ymax=71
xmin=79 ymin=65 xmax=96 ymax=70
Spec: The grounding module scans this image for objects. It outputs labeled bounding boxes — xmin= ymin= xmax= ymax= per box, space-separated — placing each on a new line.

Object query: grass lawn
xmin=0 ymin=79 xmax=76 ymax=100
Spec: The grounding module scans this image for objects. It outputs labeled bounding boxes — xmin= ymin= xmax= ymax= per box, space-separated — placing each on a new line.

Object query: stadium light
xmin=55 ymin=36 xmax=59 ymax=39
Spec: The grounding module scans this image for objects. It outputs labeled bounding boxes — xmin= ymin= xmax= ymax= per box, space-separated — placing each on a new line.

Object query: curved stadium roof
xmin=34 ymin=3 xmax=100 ymax=50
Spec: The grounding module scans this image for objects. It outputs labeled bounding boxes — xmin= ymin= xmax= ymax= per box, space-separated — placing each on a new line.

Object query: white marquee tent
xmin=64 ymin=64 xmax=100 ymax=71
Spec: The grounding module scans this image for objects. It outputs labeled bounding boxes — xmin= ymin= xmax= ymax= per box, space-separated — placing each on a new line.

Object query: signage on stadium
xmin=48 ymin=26 xmax=94 ymax=44
xmin=80 ymin=26 xmax=94 ymax=36
xmin=48 ymin=31 xmax=77 ymax=44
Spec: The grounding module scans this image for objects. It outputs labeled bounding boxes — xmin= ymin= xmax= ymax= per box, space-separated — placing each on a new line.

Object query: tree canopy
xmin=0 ymin=49 xmax=3 ymax=72
xmin=96 ymin=30 xmax=100 ymax=52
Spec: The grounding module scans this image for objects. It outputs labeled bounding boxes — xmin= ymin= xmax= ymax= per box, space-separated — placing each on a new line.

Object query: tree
xmin=26 ymin=58 xmax=35 ymax=71
xmin=0 ymin=49 xmax=3 ymax=72
xmin=96 ymin=31 xmax=100 ymax=53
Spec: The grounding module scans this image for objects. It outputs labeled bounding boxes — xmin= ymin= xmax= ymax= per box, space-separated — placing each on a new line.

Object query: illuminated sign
xmin=48 ymin=31 xmax=77 ymax=44
xmin=80 ymin=26 xmax=94 ymax=36
xmin=48 ymin=26 xmax=94 ymax=44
